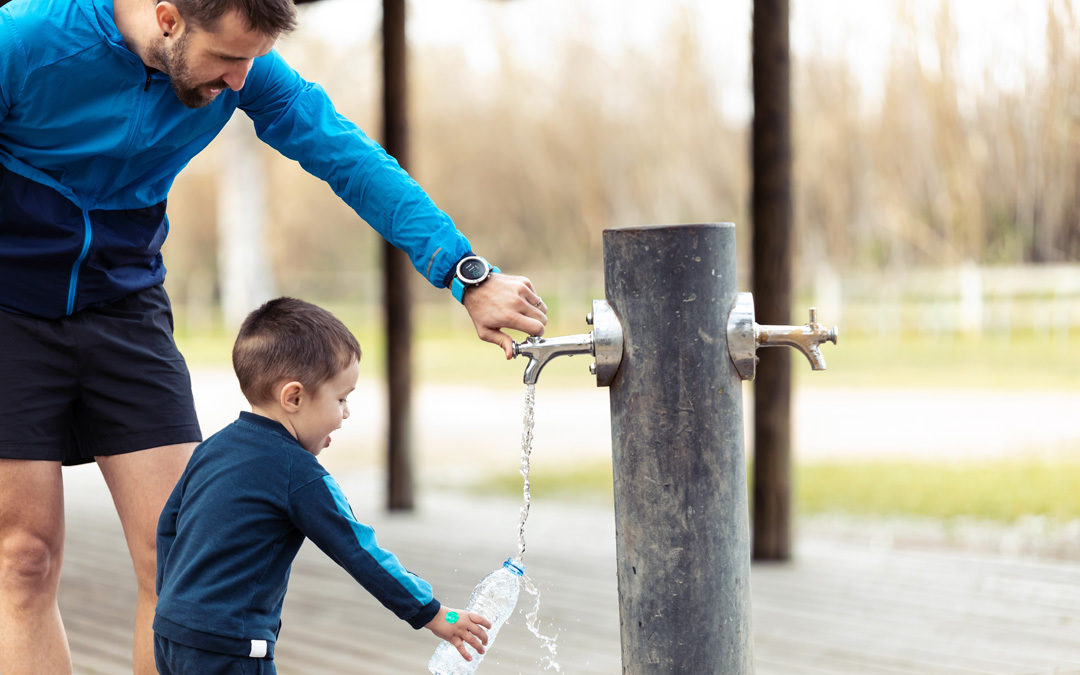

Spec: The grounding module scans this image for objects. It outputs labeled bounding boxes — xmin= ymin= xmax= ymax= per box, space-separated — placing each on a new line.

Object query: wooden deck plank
xmin=56 ymin=468 xmax=1080 ymax=674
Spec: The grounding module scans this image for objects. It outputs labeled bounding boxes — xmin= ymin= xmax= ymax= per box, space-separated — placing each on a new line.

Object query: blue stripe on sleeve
xmin=320 ymin=475 xmax=433 ymax=605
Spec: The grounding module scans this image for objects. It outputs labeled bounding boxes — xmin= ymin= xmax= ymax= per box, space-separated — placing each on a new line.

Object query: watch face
xmin=458 ymin=257 xmax=488 ymax=282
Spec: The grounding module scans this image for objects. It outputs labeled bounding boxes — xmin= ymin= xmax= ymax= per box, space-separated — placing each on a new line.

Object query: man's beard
xmin=157 ymin=32 xmax=228 ymax=109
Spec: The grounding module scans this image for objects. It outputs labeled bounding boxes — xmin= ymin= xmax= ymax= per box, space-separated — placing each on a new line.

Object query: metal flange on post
xmin=511 ymin=299 xmax=623 ymax=387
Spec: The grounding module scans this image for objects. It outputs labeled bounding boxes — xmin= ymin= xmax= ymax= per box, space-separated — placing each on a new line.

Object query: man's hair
xmin=171 ymin=0 xmax=297 ymax=37
xmin=233 ymin=297 xmax=362 ymax=405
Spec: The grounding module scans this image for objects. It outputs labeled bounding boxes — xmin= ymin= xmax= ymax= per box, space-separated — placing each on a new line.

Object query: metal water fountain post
xmin=510 ymin=223 xmax=836 ymax=674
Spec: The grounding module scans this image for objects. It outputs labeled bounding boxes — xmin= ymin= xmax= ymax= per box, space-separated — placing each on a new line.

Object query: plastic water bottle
xmin=428 ymin=558 xmax=525 ymax=674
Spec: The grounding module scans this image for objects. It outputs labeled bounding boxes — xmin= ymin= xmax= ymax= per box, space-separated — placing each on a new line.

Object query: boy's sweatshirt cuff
xmin=408 ymin=599 xmax=441 ymax=629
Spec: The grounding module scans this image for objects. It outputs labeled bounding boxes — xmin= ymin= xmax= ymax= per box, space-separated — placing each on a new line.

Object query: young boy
xmin=153 ymin=297 xmax=489 ymax=673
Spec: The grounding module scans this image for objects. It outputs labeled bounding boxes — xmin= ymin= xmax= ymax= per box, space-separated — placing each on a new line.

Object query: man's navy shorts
xmin=155 ymin=634 xmax=276 ymax=675
xmin=0 ymin=284 xmax=202 ymax=466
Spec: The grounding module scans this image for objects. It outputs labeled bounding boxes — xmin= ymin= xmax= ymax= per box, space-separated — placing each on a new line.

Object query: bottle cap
xmin=503 ymin=558 xmax=525 ymax=576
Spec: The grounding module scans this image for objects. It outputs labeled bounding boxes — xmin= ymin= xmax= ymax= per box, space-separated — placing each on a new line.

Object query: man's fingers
xmin=495 ymin=313 xmax=546 ymax=339
xmin=520 ymin=291 xmax=548 ymax=319
xmin=463 ymin=272 xmax=549 ymax=358
xmin=477 ymin=327 xmax=515 ymax=359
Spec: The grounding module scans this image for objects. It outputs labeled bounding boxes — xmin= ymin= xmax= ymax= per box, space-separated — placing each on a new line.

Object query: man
xmin=0 ymin=0 xmax=547 ymax=672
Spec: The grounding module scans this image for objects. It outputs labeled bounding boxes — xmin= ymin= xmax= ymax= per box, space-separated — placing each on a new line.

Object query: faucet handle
xmin=806 ymin=307 xmax=839 ymax=346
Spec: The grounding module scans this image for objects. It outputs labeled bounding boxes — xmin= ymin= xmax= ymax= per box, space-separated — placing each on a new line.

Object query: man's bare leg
xmin=0 ymin=458 xmax=70 ymax=674
xmin=97 ymin=442 xmax=196 ymax=675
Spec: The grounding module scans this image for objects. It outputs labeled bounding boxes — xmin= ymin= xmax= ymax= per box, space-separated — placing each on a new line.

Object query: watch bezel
xmin=455 ymin=256 xmax=492 ymax=286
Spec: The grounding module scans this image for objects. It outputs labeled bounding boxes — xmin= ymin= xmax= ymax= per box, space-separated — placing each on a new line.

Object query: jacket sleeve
xmin=288 ymin=474 xmax=440 ymax=629
xmin=237 ymin=50 xmax=471 ymax=289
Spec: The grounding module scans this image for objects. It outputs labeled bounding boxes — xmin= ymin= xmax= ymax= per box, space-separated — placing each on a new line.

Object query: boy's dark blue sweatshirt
xmin=154 ymin=412 xmax=440 ymax=657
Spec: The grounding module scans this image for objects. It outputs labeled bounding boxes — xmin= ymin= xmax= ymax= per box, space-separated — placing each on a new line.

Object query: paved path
xmin=58 ymin=467 xmax=1080 ymax=674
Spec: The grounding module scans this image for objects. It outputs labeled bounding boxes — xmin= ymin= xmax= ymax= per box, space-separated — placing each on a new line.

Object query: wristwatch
xmin=451 ymin=255 xmax=500 ymax=304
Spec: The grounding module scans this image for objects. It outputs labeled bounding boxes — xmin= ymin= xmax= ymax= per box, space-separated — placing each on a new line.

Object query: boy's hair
xmin=170 ymin=0 xmax=297 ymax=37
xmin=233 ymin=297 xmax=362 ymax=406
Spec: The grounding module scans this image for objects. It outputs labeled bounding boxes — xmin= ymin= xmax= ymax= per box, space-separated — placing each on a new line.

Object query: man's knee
xmin=0 ymin=532 xmax=62 ymax=600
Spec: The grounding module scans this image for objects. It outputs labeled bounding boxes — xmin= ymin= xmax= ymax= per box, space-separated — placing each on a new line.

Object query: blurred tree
xmin=380 ymin=0 xmax=414 ymax=512
xmin=751 ymin=0 xmax=794 ymax=561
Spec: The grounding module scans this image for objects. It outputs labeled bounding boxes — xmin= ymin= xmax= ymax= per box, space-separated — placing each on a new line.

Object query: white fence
xmin=814 ymin=263 xmax=1080 ymax=339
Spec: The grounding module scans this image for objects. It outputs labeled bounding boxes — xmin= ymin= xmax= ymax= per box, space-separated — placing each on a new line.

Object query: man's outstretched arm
xmin=239 ymin=51 xmax=547 ymax=352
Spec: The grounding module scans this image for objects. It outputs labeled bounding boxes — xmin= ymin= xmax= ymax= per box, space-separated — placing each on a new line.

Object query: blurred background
xmin=162 ymin=0 xmax=1080 ymax=536
xmin=54 ymin=1 xmax=1080 ymax=672
xmin=167 ymin=0 xmax=1080 ymax=328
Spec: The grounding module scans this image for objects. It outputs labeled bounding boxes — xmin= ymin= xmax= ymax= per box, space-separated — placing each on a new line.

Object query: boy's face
xmin=292 ymin=361 xmax=359 ymax=456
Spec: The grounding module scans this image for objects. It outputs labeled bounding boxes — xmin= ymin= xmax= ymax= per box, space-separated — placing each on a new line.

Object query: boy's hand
xmin=425 ymin=606 xmax=492 ymax=661
xmin=463 ymin=273 xmax=547 ymax=359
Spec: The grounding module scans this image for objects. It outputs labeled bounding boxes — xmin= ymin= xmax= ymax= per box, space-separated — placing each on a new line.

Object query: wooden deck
xmin=58 ymin=467 xmax=1080 ymax=674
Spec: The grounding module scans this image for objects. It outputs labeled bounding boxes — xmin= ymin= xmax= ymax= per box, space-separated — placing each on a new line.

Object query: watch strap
xmin=452 ymin=265 xmax=500 ymax=304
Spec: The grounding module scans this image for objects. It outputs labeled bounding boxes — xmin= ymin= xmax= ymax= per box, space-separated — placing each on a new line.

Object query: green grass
xmin=796 ymin=459 xmax=1080 ymax=521
xmin=794 ymin=331 xmax=1080 ymax=391
xmin=464 ymin=457 xmax=1080 ymax=524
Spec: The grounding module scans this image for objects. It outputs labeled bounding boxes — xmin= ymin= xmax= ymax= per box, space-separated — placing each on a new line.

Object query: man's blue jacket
xmin=0 ymin=0 xmax=471 ymax=318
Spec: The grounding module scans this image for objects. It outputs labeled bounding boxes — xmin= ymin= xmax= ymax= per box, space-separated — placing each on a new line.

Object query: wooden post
xmin=381 ymin=0 xmax=414 ymax=511
xmin=751 ymin=0 xmax=793 ymax=560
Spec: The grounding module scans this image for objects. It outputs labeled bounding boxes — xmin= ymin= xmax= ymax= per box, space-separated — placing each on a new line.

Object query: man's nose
xmin=224 ymin=60 xmax=253 ymax=91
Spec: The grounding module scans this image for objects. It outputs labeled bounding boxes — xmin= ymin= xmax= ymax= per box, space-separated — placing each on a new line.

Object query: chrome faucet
xmin=513 ymin=333 xmax=593 ymax=386
xmin=512 ymin=299 xmax=624 ymax=386
xmin=757 ymin=308 xmax=838 ymax=370
xmin=511 ymin=293 xmax=835 ymax=385
xmin=727 ymin=293 xmax=838 ymax=380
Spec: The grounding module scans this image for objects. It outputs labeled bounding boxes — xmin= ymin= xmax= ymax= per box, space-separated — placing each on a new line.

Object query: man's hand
xmin=462 ymin=273 xmax=547 ymax=359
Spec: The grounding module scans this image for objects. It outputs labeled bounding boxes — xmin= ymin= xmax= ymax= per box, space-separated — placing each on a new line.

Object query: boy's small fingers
xmin=465 ymin=635 xmax=484 ymax=654
xmin=470 ymin=612 xmax=493 ymax=628
xmin=464 ymin=628 xmax=485 ymax=648
xmin=455 ymin=637 xmax=472 ymax=661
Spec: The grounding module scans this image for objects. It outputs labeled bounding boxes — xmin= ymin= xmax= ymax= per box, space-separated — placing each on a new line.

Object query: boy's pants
xmin=154 ymin=634 xmax=276 ymax=675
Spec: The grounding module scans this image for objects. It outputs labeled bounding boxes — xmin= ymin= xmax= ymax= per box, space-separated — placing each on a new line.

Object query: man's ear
xmin=155 ymin=2 xmax=186 ymax=37
xmin=279 ymin=381 xmax=304 ymax=413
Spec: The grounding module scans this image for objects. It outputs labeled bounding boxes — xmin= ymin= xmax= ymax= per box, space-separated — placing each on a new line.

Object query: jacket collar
xmin=75 ymin=0 xmax=131 ymax=51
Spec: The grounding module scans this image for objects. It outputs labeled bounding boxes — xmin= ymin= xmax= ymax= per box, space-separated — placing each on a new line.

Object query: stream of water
xmin=515 ymin=384 xmax=562 ymax=671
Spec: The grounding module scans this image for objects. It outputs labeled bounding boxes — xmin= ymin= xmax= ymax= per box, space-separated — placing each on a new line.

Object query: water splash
xmin=513 ymin=385 xmax=562 ymax=671
xmin=522 ymin=573 xmax=562 ymax=672
xmin=516 ymin=384 xmax=536 ymax=560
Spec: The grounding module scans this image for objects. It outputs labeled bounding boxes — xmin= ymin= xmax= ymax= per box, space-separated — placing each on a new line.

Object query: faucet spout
xmin=756 ymin=308 xmax=839 ymax=370
xmin=513 ymin=333 xmax=594 ymax=385
xmin=511 ymin=299 xmax=624 ymax=386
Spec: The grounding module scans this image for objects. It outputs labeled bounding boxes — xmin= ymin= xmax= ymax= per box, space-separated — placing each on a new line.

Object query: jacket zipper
xmin=144 ymin=65 xmax=158 ymax=92
xmin=66 ymin=208 xmax=93 ymax=315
